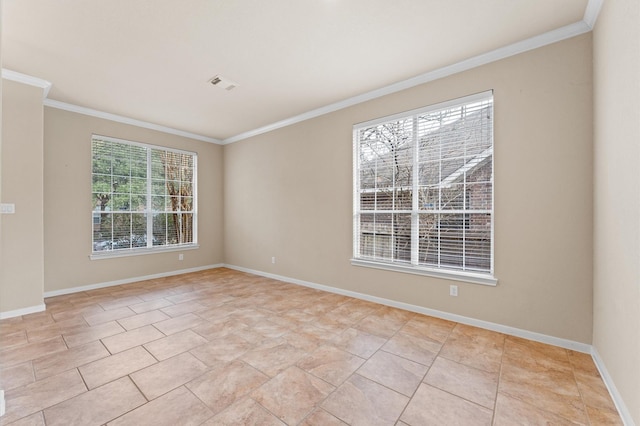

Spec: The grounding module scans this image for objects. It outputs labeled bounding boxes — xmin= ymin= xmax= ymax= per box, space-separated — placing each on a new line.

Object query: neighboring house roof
xmin=359 ymin=105 xmax=492 ymax=190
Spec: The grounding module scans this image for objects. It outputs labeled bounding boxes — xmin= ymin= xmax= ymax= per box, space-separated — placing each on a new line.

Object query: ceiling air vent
xmin=208 ymin=75 xmax=239 ymax=91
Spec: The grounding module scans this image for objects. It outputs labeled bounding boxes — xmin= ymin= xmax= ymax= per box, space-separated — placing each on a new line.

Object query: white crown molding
xmin=1 ymin=69 xmax=52 ymax=99
xmin=222 ymin=20 xmax=592 ymax=144
xmin=584 ymin=0 xmax=605 ymax=29
xmin=43 ymin=99 xmax=222 ymax=145
xmin=4 ymin=1 xmax=602 ymax=146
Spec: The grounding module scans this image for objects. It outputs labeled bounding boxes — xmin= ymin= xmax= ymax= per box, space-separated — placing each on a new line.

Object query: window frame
xmin=351 ymin=91 xmax=497 ymax=286
xmin=90 ymin=134 xmax=198 ymax=260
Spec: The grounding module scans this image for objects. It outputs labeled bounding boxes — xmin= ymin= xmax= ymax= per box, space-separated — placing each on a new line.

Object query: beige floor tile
xmin=424 ymin=356 xmax=498 ymax=409
xmin=79 ymin=346 xmax=157 ymax=389
xmin=0 ymin=336 xmax=67 ymax=368
xmin=586 ymin=405 xmax=624 ymax=425
xmin=356 ymin=350 xmax=428 ymax=397
xmin=99 ymin=296 xmax=144 ymax=311
xmin=499 ymin=361 xmax=588 ymax=424
xmin=568 ymin=350 xmax=600 ymax=376
xmin=439 ymin=324 xmax=504 ymax=373
xmin=144 ymin=329 xmax=208 ymax=360
xmin=129 ymin=298 xmax=174 ymax=314
xmin=190 ymin=334 xmax=252 ymax=366
xmin=0 ymin=269 xmax=624 ymax=426
xmin=117 ymin=310 xmax=171 ymax=330
xmin=400 ymin=315 xmax=456 ymax=343
xmin=186 ymin=359 xmax=269 ymax=413
xmin=160 ymin=300 xmax=207 ymax=317
xmin=297 ymin=345 xmax=365 ymax=386
xmin=26 ymin=317 xmax=89 ymax=342
xmin=493 ymin=392 xmax=577 ymax=425
xmin=62 ymin=321 xmax=125 ymax=348
xmin=3 ymin=411 xmax=45 ymax=426
xmin=108 ymin=386 xmax=213 ymax=426
xmin=503 ymin=336 xmax=571 ymax=373
xmin=50 ymin=304 xmax=105 ymax=323
xmin=328 ymin=300 xmax=378 ymax=326
xmin=192 ymin=316 xmax=249 ymax=339
xmin=330 ymin=328 xmax=387 ymax=359
xmin=32 ymin=340 xmax=109 ymax=379
xmin=2 ymin=369 xmax=87 ymax=424
xmin=18 ymin=313 xmax=55 ymax=330
xmin=381 ymin=331 xmax=440 ymax=366
xmin=240 ymin=339 xmax=308 ymax=377
xmin=300 ymin=409 xmax=348 ymax=426
xmin=322 ymin=374 xmax=409 ymax=426
xmin=130 ymin=352 xmax=208 ymax=400
xmin=574 ymin=371 xmax=619 ymax=412
xmin=83 ymin=306 xmax=136 ymax=326
xmin=43 ymin=377 xmax=145 ymax=426
xmin=153 ymin=313 xmax=206 ymax=335
xmin=250 ymin=319 xmax=291 ymax=339
xmin=202 ymin=397 xmax=285 ymax=426
xmin=165 ymin=291 xmax=203 ymax=305
xmin=0 ymin=330 xmax=28 ymax=349
xmin=136 ymin=289 xmax=177 ymax=302
xmin=353 ymin=306 xmax=413 ymax=338
xmin=400 ymin=383 xmax=493 ymax=426
xmin=101 ymin=324 xmax=165 ymax=354
xmin=0 ymin=362 xmax=35 ymax=391
xmin=252 ymin=366 xmax=335 ymax=424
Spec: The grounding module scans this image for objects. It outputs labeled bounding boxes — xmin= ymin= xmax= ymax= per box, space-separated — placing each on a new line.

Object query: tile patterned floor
xmin=0 ymin=268 xmax=623 ymax=425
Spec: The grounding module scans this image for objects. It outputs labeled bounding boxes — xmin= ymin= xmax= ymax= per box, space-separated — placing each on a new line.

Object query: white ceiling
xmin=2 ymin=0 xmax=593 ymax=143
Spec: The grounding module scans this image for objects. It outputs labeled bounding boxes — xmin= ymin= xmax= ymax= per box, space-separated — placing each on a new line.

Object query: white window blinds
xmin=353 ymin=91 xmax=494 ymax=280
xmin=91 ymin=135 xmax=197 ymax=255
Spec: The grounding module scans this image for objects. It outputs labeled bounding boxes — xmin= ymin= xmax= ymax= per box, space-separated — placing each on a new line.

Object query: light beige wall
xmin=0 ymin=80 xmax=45 ymax=313
xmin=224 ymin=34 xmax=594 ymax=343
xmin=43 ymin=108 xmax=224 ymax=293
xmin=593 ymin=0 xmax=640 ymax=423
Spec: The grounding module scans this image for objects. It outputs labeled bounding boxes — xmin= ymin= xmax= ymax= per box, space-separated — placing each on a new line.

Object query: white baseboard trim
xmin=591 ymin=347 xmax=635 ymax=426
xmin=223 ymin=264 xmax=591 ymax=354
xmin=0 ymin=303 xmax=47 ymax=320
xmin=43 ymin=264 xmax=224 ymax=298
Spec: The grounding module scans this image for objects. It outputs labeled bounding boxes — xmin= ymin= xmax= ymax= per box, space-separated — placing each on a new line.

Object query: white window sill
xmin=90 ymin=244 xmax=199 ymax=260
xmin=351 ymin=258 xmax=498 ymax=286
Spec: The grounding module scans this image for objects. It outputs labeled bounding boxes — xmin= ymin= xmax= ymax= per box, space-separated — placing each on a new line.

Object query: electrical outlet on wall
xmin=178 ymin=253 xmax=184 ymax=261
xmin=271 ymin=256 xmax=276 ymax=264
xmin=450 ymin=285 xmax=458 ymax=297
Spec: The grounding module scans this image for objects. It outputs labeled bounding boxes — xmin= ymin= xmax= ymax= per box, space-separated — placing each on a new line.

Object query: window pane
xmin=393 ymin=213 xmax=411 ymax=263
xmin=92 ymin=136 xmax=197 ymax=254
xmin=355 ymin=93 xmax=493 ymax=275
xmin=112 ymin=213 xmax=132 ymax=250
xmin=131 ymin=213 xmax=147 ymax=247
xmin=440 ymin=184 xmax=465 ymax=210
xmin=152 ymin=213 xmax=168 ymax=246
xmin=466 ymin=213 xmax=491 ymax=270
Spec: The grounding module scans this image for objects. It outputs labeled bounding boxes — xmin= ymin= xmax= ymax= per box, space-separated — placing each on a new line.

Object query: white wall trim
xmin=591 ymin=347 xmax=636 ymax=426
xmin=42 ymin=99 xmax=222 ymax=145
xmin=223 ymin=264 xmax=591 ymax=353
xmin=222 ymin=20 xmax=592 ymax=144
xmin=1 ymin=69 xmax=52 ymax=99
xmin=584 ymin=0 xmax=605 ymax=29
xmin=0 ymin=303 xmax=46 ymax=320
xmin=43 ymin=264 xmax=223 ymax=298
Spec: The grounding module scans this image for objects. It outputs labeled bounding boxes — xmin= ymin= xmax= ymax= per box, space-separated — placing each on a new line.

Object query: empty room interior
xmin=0 ymin=0 xmax=639 ymax=425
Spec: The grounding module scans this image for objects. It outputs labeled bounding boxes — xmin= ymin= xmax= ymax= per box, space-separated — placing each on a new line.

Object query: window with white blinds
xmin=91 ymin=135 xmax=197 ymax=257
xmin=352 ymin=91 xmax=495 ymax=285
